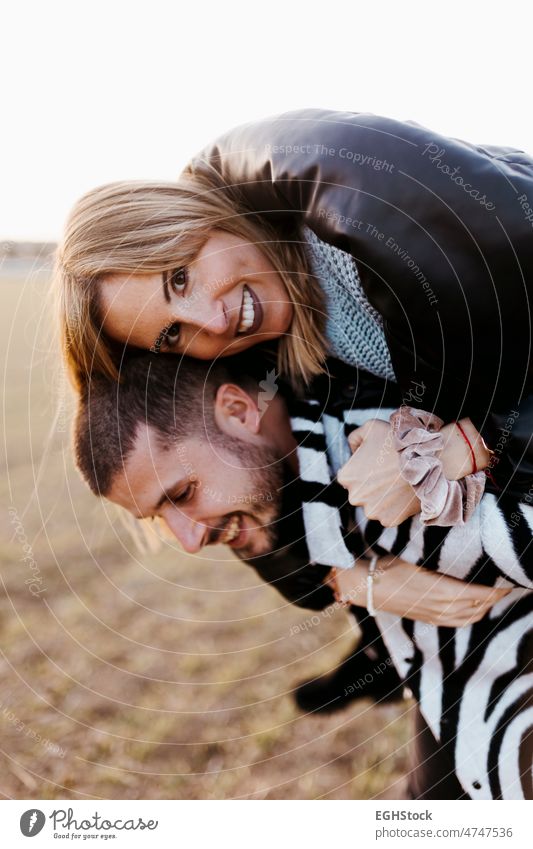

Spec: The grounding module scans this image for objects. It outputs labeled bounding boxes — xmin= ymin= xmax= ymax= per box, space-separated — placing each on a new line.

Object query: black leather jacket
xmin=186 ymin=109 xmax=533 ymax=499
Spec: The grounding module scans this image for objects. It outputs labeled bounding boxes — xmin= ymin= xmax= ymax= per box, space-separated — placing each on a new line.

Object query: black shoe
xmin=294 ymin=640 xmax=405 ymax=714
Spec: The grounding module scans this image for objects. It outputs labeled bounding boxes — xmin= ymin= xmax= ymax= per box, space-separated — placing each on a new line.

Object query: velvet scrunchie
xmin=389 ymin=406 xmax=486 ymax=526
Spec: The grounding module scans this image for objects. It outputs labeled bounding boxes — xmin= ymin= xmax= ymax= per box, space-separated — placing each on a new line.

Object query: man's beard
xmin=220 ymin=439 xmax=290 ymax=559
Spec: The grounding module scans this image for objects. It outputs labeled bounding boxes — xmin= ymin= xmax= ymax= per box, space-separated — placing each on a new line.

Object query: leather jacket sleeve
xmin=474 ymin=400 xmax=533 ymax=500
xmin=185 ymin=108 xmax=533 ymax=501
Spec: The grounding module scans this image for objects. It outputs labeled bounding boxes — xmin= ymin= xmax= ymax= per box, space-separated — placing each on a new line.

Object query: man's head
xmin=74 ymin=352 xmax=297 ymax=559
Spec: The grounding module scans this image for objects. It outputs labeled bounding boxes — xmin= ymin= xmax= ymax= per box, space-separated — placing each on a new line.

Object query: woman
xmin=55 ymin=109 xmax=533 ymax=511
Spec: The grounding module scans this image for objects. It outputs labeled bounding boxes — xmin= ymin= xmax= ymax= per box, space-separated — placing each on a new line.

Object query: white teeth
xmin=221 ymin=515 xmax=240 ymax=544
xmin=237 ymin=286 xmax=255 ymax=333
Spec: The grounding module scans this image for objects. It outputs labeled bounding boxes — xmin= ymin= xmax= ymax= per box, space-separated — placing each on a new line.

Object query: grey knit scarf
xmin=301 ymin=225 xmax=396 ymax=382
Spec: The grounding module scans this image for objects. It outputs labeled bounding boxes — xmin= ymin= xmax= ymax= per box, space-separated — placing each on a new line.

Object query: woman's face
xmin=99 ymin=230 xmax=294 ymax=359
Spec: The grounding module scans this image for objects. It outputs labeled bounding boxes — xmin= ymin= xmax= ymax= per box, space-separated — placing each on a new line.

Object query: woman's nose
xmin=184 ymin=297 xmax=229 ymax=336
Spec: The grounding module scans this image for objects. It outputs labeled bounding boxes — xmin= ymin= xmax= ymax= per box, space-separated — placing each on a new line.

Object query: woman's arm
xmin=337 ymin=416 xmax=491 ymax=527
xmin=326 ymin=554 xmax=510 ymax=627
xmin=470 ymin=395 xmax=533 ymax=500
xmin=186 ymin=108 xmax=533 ymax=429
xmin=439 ymin=418 xmax=492 ymax=479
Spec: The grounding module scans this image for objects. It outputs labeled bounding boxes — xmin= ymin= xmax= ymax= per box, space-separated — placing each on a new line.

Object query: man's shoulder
xmin=293 ymin=358 xmax=403 ymax=415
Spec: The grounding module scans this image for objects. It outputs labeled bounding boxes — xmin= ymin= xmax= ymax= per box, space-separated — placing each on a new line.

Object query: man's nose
xmin=184 ymin=296 xmax=229 ymax=336
xmin=163 ymin=509 xmax=208 ymax=554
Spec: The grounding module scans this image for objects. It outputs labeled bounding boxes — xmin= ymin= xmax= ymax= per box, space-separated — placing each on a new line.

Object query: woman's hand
xmin=337 ymin=419 xmax=420 ymax=527
xmin=326 ymin=555 xmax=511 ymax=627
xmin=336 ymin=416 xmax=492 ymax=527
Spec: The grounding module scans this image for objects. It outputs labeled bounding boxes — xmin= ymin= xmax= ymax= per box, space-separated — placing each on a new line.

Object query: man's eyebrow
xmin=135 ymin=478 xmax=188 ymax=520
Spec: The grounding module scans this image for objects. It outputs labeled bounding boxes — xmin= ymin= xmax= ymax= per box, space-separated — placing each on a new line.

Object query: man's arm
xmin=340 ymin=417 xmax=533 ymax=588
xmin=327 ymin=555 xmax=509 ymax=626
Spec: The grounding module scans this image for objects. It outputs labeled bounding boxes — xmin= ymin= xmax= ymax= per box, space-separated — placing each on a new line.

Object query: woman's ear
xmin=213 ymin=383 xmax=260 ymax=438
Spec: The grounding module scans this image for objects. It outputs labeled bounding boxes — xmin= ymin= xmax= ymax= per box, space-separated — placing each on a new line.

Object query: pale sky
xmin=2 ymin=0 xmax=532 ymax=242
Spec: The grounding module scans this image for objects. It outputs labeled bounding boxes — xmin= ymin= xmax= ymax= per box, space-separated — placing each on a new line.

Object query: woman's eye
xmin=170 ymin=267 xmax=188 ymax=294
xmin=164 ymin=321 xmax=181 ymax=347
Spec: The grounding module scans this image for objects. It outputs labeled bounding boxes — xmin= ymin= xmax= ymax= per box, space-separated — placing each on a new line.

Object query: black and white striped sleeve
xmin=478 ymin=493 xmax=533 ymax=587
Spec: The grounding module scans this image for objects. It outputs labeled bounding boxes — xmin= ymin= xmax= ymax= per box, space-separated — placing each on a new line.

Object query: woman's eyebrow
xmin=162 ymin=270 xmax=171 ymax=304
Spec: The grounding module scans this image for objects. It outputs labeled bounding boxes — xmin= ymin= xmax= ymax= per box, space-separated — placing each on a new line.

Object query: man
xmin=74 ymin=352 xmax=533 ymax=799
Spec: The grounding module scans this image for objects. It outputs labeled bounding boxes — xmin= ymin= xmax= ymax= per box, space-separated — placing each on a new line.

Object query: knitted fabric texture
xmin=301 ymin=225 xmax=396 ymax=381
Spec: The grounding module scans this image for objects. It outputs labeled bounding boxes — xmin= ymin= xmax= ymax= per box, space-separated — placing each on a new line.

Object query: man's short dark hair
xmin=74 ymin=352 xmax=252 ymax=497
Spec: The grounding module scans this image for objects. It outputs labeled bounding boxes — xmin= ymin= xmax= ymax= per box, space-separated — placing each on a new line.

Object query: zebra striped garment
xmin=291 ymin=397 xmax=533 ymax=800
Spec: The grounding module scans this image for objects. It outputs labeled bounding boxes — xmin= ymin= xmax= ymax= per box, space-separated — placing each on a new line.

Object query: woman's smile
xmin=236 ymin=284 xmax=263 ymax=335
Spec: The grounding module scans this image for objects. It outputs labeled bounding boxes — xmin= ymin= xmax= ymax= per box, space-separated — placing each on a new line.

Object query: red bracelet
xmin=454 ymin=421 xmax=477 ymax=474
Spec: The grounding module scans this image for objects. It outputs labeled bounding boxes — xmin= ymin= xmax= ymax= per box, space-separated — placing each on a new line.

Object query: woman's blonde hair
xmin=54 ymin=167 xmax=328 ymax=392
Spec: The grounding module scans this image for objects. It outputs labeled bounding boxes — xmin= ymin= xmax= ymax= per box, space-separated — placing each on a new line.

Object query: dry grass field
xmin=0 ymin=262 xmax=411 ymax=799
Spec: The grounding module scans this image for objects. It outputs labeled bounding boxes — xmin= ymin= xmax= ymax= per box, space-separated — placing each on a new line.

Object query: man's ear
xmin=213 ymin=383 xmax=260 ymax=438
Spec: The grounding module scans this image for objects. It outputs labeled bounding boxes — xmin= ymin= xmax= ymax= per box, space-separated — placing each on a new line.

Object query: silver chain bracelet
xmin=366 ymin=553 xmax=380 ymax=616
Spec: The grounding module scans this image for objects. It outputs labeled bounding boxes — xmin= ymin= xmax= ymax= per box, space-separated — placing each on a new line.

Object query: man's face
xmin=107 ymin=425 xmax=285 ymax=559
